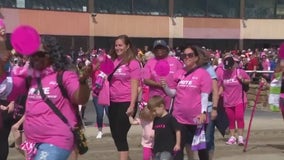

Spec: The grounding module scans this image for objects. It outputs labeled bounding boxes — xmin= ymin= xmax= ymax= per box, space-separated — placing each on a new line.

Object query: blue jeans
xmin=93 ymin=96 xmax=109 ymax=128
xmin=206 ymin=112 xmax=215 ymax=151
xmin=34 ymin=143 xmax=71 ymax=160
xmin=154 ymin=151 xmax=173 ymax=160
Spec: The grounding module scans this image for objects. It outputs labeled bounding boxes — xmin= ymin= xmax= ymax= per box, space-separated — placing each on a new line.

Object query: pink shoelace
xmin=20 ymin=140 xmax=39 ymax=160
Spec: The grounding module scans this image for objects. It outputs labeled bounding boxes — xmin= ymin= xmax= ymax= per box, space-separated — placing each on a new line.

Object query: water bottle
xmin=94 ymin=71 xmax=106 ymax=94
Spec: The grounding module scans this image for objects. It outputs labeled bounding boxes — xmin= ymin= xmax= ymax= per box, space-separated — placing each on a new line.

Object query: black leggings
xmin=108 ymin=101 xmax=136 ymax=151
xmin=174 ymin=124 xmax=209 ymax=160
xmin=0 ymin=111 xmax=15 ymax=160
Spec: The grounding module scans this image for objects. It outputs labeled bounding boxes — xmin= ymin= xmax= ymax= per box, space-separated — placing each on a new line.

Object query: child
xmin=129 ymin=103 xmax=155 ymax=160
xmin=147 ymin=95 xmax=181 ymax=160
xmin=129 ymin=79 xmax=154 ymax=160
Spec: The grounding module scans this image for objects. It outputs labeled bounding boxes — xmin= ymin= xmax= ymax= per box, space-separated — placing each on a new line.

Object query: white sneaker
xmin=96 ymin=131 xmax=103 ymax=139
xmin=238 ymin=136 xmax=245 ymax=146
xmin=226 ymin=136 xmax=237 ymax=145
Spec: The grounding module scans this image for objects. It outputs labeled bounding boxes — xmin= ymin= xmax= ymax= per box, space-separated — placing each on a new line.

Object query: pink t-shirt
xmin=110 ymin=58 xmax=141 ymax=102
xmin=23 ymin=70 xmax=79 ymax=150
xmin=216 ymin=68 xmax=250 ymax=108
xmin=173 ymin=68 xmax=212 ymax=125
xmin=143 ymin=56 xmax=183 ymax=109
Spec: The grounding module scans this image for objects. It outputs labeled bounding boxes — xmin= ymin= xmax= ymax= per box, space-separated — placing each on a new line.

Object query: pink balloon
xmin=99 ymin=56 xmax=114 ymax=75
xmin=11 ymin=25 xmax=41 ymax=56
xmin=154 ymin=60 xmax=170 ymax=76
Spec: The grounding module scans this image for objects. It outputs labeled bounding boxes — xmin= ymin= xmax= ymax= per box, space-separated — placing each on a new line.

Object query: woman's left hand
xmin=173 ymin=144 xmax=180 ymax=152
xmin=80 ymin=64 xmax=93 ymax=81
xmin=126 ymin=106 xmax=135 ymax=117
xmin=196 ymin=113 xmax=207 ymax=124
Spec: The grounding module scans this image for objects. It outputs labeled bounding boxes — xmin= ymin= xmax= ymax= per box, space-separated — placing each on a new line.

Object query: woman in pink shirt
xmin=216 ymin=53 xmax=250 ymax=145
xmin=260 ymin=53 xmax=270 ymax=79
xmin=0 ymin=34 xmax=91 ymax=160
xmin=162 ymin=45 xmax=212 ymax=160
xmin=108 ymin=35 xmax=141 ymax=160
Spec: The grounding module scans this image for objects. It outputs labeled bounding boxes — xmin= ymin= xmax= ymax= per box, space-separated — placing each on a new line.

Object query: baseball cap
xmin=153 ymin=40 xmax=167 ymax=49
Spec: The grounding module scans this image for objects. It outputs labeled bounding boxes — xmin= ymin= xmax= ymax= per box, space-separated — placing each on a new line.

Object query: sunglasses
xmin=31 ymin=51 xmax=48 ymax=58
xmin=180 ymin=52 xmax=195 ymax=59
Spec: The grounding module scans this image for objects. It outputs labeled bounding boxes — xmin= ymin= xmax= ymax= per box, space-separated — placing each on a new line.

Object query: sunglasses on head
xmin=31 ymin=51 xmax=48 ymax=58
xmin=180 ymin=52 xmax=195 ymax=59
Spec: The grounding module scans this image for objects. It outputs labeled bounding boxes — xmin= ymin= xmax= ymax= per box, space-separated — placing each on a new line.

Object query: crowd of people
xmin=0 ymin=22 xmax=284 ymax=160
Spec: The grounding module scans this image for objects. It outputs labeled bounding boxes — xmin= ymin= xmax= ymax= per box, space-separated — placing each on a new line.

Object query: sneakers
xmin=226 ymin=136 xmax=245 ymax=145
xmin=226 ymin=136 xmax=237 ymax=145
xmin=96 ymin=131 xmax=103 ymax=139
xmin=238 ymin=136 xmax=245 ymax=146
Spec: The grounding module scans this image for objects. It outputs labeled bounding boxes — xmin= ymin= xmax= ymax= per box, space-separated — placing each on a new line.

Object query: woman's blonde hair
xmin=196 ymin=47 xmax=210 ymax=67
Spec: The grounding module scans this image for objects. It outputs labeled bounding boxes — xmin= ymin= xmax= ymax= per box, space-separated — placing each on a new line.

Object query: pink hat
xmin=279 ymin=43 xmax=284 ymax=59
xmin=0 ymin=19 xmax=5 ymax=29
xmin=11 ymin=25 xmax=41 ymax=56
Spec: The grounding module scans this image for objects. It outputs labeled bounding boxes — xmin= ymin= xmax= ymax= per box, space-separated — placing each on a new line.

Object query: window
xmin=276 ymin=0 xmax=284 ymax=18
xmin=174 ymin=0 xmax=206 ymax=17
xmin=94 ymin=0 xmax=168 ymax=15
xmin=245 ymin=0 xmax=275 ymax=18
xmin=1 ymin=0 xmax=17 ymax=8
xmin=207 ymin=0 xmax=240 ymax=18
xmin=24 ymin=0 xmax=87 ymax=12
xmin=16 ymin=0 xmax=25 ymax=8
xmin=94 ymin=0 xmax=131 ymax=14
xmin=133 ymin=0 xmax=168 ymax=16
